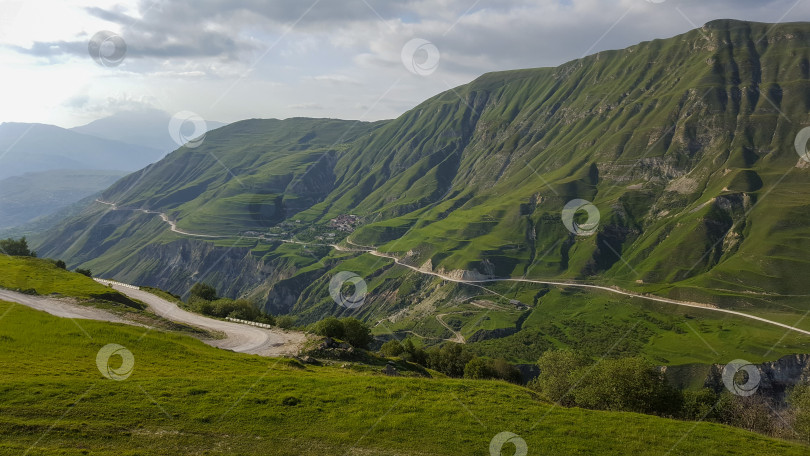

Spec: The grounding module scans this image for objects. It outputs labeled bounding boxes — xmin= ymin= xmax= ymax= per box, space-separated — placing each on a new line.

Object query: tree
xmin=572 ymin=357 xmax=681 ymax=415
xmin=340 ymin=317 xmax=373 ymax=349
xmin=75 ymin=268 xmax=92 ymax=278
xmin=464 ymin=357 xmax=522 ymax=383
xmin=714 ymin=392 xmax=778 ymax=436
xmin=190 ymin=282 xmax=218 ymax=301
xmin=401 ymin=339 xmax=428 ymax=366
xmin=464 ymin=357 xmax=496 ymax=380
xmin=428 ymin=343 xmax=472 ymax=378
xmin=789 ymin=381 xmax=810 ymax=442
xmin=54 ymin=260 xmax=66 ymax=269
xmin=379 ymin=340 xmax=404 ymax=357
xmin=492 ymin=358 xmax=523 ymax=384
xmin=0 ymin=237 xmax=35 ymax=257
xmin=530 ymin=349 xmax=590 ymax=406
xmin=313 ymin=317 xmax=344 ymax=339
xmin=276 ymin=315 xmax=296 ymax=329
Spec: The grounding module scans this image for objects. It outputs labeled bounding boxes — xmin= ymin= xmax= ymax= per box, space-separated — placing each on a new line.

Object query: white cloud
xmin=2 ymin=0 xmax=810 ymax=127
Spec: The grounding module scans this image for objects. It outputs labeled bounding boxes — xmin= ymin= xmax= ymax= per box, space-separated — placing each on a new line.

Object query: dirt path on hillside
xmin=435 ymin=314 xmax=466 ymax=344
xmin=107 ymin=284 xmax=307 ymax=356
xmin=0 ymin=289 xmax=132 ymax=324
xmin=0 ymin=285 xmax=307 ymax=357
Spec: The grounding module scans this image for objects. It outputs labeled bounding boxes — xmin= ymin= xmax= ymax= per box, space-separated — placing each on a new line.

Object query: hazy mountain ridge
xmin=0 ymin=169 xmax=125 ymax=229
xmin=0 ymin=122 xmax=163 ymax=180
xmin=71 ymin=109 xmax=227 ymax=154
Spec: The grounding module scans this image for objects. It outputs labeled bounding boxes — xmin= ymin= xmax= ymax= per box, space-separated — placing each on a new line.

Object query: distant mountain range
xmin=0 ymin=169 xmax=125 ymax=230
xmin=70 ymin=109 xmax=226 ymax=155
xmin=0 ymin=110 xmax=226 ymax=228
xmin=0 ymin=122 xmax=161 ymax=180
xmin=32 ymin=20 xmax=810 ymax=360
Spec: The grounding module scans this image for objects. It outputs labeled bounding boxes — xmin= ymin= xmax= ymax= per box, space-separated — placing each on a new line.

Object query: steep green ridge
xmin=32 ymin=20 xmax=810 ymax=361
xmin=99 ymin=117 xmax=386 ymax=234
xmin=1 ymin=300 xmax=805 ymax=455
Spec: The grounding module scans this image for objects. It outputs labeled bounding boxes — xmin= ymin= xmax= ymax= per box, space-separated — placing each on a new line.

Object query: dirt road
xmin=107 ymin=284 xmax=307 ymax=356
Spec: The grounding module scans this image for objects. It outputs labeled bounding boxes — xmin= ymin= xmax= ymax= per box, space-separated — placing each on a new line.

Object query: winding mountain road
xmin=0 ymin=289 xmax=132 ymax=324
xmin=102 ymin=282 xmax=307 ymax=356
xmin=95 ymin=199 xmax=810 ymax=337
xmin=0 ymin=283 xmax=306 ymax=357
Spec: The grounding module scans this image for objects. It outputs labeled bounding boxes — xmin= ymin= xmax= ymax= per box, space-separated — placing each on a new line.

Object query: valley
xmin=3 ymin=7 xmax=810 ymax=454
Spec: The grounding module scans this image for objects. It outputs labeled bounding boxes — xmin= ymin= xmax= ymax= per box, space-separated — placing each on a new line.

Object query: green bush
xmin=571 ymin=357 xmax=681 ymax=415
xmin=530 ymin=349 xmax=590 ymax=406
xmin=75 ymin=268 xmax=92 ymax=278
xmin=463 ymin=357 xmax=521 ymax=383
xmin=428 ymin=343 xmax=472 ymax=378
xmin=340 ymin=318 xmax=372 ymax=349
xmin=401 ymin=339 xmax=428 ymax=366
xmin=47 ymin=259 xmax=66 ymax=269
xmin=313 ymin=317 xmax=344 ymax=339
xmin=190 ymin=282 xmax=218 ymax=301
xmin=789 ymin=382 xmax=810 ymax=442
xmin=463 ymin=357 xmax=494 ymax=380
xmin=379 ymin=340 xmax=405 ymax=357
xmin=0 ymin=237 xmax=36 ymax=257
xmin=276 ymin=315 xmax=296 ymax=329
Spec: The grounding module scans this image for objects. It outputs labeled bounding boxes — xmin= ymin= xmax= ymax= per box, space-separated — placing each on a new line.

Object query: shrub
xmin=464 ymin=357 xmax=496 ymax=380
xmin=313 ymin=317 xmax=344 ymax=339
xmin=530 ymin=349 xmax=590 ymax=406
xmin=379 ymin=340 xmax=405 ymax=357
xmin=75 ymin=268 xmax=92 ymax=278
xmin=571 ymin=357 xmax=681 ymax=415
xmin=428 ymin=343 xmax=472 ymax=378
xmin=0 ymin=237 xmax=35 ymax=257
xmin=714 ymin=392 xmax=779 ymax=436
xmin=680 ymin=388 xmax=720 ymax=421
xmin=276 ymin=315 xmax=296 ymax=329
xmin=340 ymin=317 xmax=373 ymax=349
xmin=464 ymin=357 xmax=522 ymax=383
xmin=492 ymin=358 xmax=523 ymax=384
xmin=190 ymin=282 xmax=218 ymax=301
xmin=401 ymin=339 xmax=428 ymax=366
xmin=789 ymin=381 xmax=810 ymax=442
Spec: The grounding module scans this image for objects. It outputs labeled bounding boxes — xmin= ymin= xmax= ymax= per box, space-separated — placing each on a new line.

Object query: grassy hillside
xmin=0 ymin=254 xmax=123 ymax=299
xmin=0 ymin=301 xmax=806 ymax=455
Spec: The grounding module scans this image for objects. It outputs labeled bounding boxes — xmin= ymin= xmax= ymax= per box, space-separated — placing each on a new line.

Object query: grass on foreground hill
xmin=0 ymin=301 xmax=806 ymax=455
xmin=0 ymin=255 xmax=218 ymax=337
xmin=0 ymin=254 xmax=132 ymax=302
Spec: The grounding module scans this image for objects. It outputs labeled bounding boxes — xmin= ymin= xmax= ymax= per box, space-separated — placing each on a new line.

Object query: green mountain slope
xmin=32 ymin=20 xmax=810 ymax=363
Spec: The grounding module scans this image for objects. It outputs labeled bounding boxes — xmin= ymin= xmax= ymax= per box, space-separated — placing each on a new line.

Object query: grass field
xmin=0 ymin=255 xmax=119 ymax=299
xmin=0 ymin=300 xmax=807 ymax=455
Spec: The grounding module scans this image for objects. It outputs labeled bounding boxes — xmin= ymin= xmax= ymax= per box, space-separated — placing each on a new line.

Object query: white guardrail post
xmin=226 ymin=317 xmax=272 ymax=329
xmin=93 ymin=278 xmax=141 ymax=291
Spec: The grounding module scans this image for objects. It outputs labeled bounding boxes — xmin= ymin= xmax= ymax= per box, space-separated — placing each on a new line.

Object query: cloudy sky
xmin=1 ymin=0 xmax=809 ymax=128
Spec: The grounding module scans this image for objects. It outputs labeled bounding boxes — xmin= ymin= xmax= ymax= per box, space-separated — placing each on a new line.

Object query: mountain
xmin=0 ymin=169 xmax=125 ymax=229
xmin=71 ymin=109 xmax=227 ymax=155
xmin=0 ymin=122 xmax=163 ymax=180
xmin=33 ymin=20 xmax=810 ymax=364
